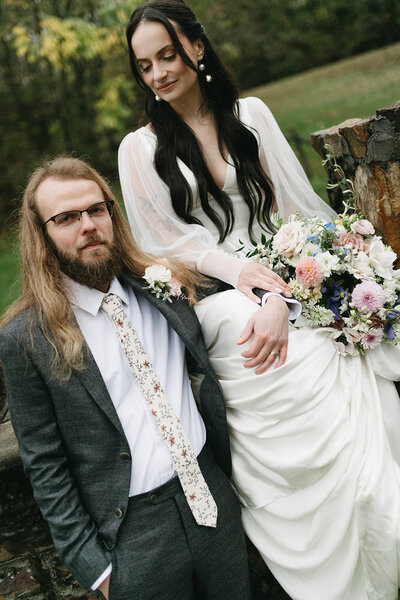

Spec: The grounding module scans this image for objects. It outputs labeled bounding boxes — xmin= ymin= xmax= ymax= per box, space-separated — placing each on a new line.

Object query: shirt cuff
xmin=261 ymin=292 xmax=302 ymax=320
xmin=91 ymin=563 xmax=112 ymax=591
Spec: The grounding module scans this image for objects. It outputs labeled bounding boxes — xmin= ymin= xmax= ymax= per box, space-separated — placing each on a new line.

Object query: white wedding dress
xmin=119 ymin=97 xmax=400 ymax=599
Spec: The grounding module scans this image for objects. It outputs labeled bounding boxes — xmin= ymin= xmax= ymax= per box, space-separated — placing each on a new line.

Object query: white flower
xmin=273 ymin=220 xmax=305 ymax=258
xmin=382 ymin=278 xmax=398 ymax=305
xmin=314 ymin=251 xmax=341 ymax=277
xmin=350 ymin=219 xmax=375 ymax=236
xmin=143 ymin=264 xmax=182 ymax=302
xmin=349 ymin=251 xmax=374 ymax=279
xmin=335 ymin=223 xmax=347 ymax=236
xmin=301 ymin=304 xmax=334 ymax=326
xmin=343 ymin=328 xmax=363 ymax=345
xmin=368 ymin=237 xmax=396 ymax=279
xmin=301 ymin=242 xmax=321 ymax=257
xmin=144 ymin=264 xmax=172 ymax=285
xmin=392 ymin=323 xmax=400 ymax=345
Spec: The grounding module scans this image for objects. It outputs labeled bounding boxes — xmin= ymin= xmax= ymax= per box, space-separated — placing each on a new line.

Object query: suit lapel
xmin=74 ymin=347 xmax=125 ymax=436
xmin=121 ymin=274 xmax=213 ymax=376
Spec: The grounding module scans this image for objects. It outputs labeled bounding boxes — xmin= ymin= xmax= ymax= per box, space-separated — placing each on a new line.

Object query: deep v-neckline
xmin=142 ymin=126 xmax=232 ymax=191
xmin=219 ymin=155 xmax=231 ymax=191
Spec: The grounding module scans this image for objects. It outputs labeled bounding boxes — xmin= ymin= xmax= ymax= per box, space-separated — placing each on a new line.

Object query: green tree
xmin=0 ymin=0 xmax=140 ymax=228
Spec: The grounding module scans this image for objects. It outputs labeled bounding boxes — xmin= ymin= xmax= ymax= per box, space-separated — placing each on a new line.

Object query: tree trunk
xmin=310 ymin=101 xmax=400 ymax=259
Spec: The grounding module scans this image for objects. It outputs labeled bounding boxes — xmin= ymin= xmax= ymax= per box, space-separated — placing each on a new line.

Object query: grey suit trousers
xmin=105 ymin=445 xmax=251 ymax=600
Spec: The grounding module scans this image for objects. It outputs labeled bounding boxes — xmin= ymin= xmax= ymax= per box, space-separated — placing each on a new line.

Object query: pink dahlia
xmin=295 ymin=257 xmax=324 ymax=287
xmin=351 ymin=280 xmax=386 ymax=313
xmin=361 ymin=327 xmax=384 ymax=350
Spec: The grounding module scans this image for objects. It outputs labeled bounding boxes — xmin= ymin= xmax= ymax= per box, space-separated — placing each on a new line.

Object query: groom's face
xmin=36 ymin=177 xmax=117 ymax=290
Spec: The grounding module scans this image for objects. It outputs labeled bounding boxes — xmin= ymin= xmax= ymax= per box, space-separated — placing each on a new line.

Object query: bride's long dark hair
xmin=126 ymin=0 xmax=275 ymax=242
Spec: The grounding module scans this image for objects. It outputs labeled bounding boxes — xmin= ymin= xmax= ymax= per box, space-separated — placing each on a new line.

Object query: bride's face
xmin=131 ymin=20 xmax=204 ymax=107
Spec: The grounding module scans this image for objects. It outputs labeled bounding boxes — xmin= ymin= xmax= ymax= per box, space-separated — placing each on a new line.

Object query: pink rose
xmin=295 ymin=256 xmax=324 ymax=287
xmin=171 ymin=277 xmax=182 ymax=295
xmin=350 ymin=219 xmax=375 ymax=236
xmin=336 ymin=232 xmax=368 ymax=254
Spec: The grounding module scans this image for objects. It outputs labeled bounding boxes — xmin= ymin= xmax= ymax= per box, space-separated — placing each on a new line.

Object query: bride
xmin=118 ymin=1 xmax=400 ymax=598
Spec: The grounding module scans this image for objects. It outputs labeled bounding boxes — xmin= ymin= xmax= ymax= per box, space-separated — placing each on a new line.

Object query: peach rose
xmin=336 ymin=232 xmax=368 ymax=254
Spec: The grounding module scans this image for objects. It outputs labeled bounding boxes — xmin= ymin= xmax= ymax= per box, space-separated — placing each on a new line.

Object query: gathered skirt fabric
xmin=195 ymin=289 xmax=400 ymax=600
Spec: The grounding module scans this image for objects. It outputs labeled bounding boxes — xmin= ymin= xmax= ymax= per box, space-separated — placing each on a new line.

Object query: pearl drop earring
xmin=198 ymin=62 xmax=212 ymax=83
xmin=155 ymin=94 xmax=161 ymax=102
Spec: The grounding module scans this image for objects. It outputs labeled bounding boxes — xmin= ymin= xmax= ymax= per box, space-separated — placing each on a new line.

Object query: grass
xmin=1 ymin=42 xmax=399 ymax=314
xmin=246 ymin=41 xmax=400 ymax=196
xmin=0 ymin=234 xmax=21 ymax=315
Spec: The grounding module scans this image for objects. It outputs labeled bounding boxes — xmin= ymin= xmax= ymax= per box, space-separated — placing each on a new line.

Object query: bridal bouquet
xmin=239 ymin=212 xmax=400 ymax=355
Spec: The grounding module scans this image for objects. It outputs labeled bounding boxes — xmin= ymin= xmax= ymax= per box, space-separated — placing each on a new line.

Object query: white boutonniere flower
xmin=143 ymin=264 xmax=182 ymax=302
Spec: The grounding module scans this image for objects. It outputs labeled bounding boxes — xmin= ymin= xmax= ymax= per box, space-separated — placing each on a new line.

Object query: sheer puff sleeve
xmin=118 ymin=127 xmax=245 ymax=287
xmin=239 ymin=96 xmax=336 ymax=223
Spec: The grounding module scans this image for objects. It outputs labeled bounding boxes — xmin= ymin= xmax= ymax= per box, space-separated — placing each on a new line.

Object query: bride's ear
xmin=193 ymin=39 xmax=205 ymax=61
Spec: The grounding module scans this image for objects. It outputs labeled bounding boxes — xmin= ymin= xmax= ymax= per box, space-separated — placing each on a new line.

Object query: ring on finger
xmin=271 ymin=351 xmax=279 ymax=358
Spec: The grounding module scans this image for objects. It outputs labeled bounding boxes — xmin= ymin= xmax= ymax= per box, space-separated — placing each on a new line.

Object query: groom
xmin=0 ymin=157 xmax=251 ymax=599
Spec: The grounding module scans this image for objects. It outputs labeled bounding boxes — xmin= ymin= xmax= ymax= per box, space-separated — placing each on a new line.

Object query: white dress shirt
xmin=66 ymin=276 xmax=207 ymax=497
xmin=65 ymin=277 xmax=207 ymax=590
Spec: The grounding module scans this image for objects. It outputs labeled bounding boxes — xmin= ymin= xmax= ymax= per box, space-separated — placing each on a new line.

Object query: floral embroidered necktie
xmin=101 ymin=293 xmax=217 ymax=528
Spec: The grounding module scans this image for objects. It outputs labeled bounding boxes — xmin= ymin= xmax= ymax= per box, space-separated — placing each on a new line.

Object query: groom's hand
xmin=98 ymin=574 xmax=111 ymax=599
xmin=237 ymin=295 xmax=289 ymax=374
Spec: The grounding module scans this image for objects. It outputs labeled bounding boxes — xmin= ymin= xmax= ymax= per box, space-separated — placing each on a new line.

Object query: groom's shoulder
xmin=0 ymin=306 xmax=38 ymax=358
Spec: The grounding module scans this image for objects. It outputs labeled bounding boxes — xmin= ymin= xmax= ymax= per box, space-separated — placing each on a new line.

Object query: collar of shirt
xmin=63 ymin=276 xmax=130 ymax=316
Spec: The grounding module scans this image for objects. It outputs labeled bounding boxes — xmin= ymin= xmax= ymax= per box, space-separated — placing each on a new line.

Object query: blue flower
xmin=336 ymin=246 xmax=349 ymax=258
xmin=306 ymin=234 xmax=319 ymax=243
xmin=385 ymin=321 xmax=395 ymax=340
xmin=323 ymin=282 xmax=342 ymax=321
xmin=323 ymin=222 xmax=336 ymax=233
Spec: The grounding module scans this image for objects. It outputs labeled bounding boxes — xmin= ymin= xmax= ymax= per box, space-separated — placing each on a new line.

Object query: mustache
xmin=77 ymin=235 xmax=107 ymax=251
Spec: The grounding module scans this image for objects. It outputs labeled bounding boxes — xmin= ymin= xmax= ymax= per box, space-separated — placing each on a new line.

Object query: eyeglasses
xmin=42 ymin=200 xmax=114 ymax=229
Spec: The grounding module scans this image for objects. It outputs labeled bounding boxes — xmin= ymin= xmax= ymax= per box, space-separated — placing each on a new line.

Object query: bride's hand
xmin=237 ymin=295 xmax=289 ymax=374
xmin=237 ymin=262 xmax=292 ymax=303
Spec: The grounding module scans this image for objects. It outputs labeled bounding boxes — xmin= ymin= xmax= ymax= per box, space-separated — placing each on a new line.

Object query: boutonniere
xmin=143 ymin=264 xmax=183 ymax=302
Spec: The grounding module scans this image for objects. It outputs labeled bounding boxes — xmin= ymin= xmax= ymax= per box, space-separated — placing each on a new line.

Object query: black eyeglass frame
xmin=42 ymin=200 xmax=114 ymax=228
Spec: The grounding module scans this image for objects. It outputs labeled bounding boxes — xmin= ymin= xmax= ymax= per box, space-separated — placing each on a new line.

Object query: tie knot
xmin=101 ymin=293 xmax=123 ymax=317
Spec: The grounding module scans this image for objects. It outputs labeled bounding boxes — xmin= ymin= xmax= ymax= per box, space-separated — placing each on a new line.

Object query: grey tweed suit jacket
xmin=0 ymin=274 xmax=231 ymax=589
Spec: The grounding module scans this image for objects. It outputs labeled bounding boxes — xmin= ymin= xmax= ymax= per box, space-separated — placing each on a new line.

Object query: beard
xmin=53 ymin=237 xmax=123 ymax=290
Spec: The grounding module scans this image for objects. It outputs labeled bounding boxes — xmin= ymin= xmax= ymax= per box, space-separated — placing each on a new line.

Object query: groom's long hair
xmin=0 ymin=157 xmax=199 ymax=380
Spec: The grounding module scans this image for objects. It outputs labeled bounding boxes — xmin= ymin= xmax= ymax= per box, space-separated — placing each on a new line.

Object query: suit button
xmin=120 ymin=452 xmax=131 ymax=461
xmin=149 ymin=494 xmax=157 ymax=504
xmin=114 ymin=508 xmax=123 ymax=519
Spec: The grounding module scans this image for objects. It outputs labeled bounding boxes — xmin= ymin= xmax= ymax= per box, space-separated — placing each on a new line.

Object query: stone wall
xmin=311 ymin=101 xmax=400 ymax=257
xmin=0 ymin=463 xmax=96 ymax=600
